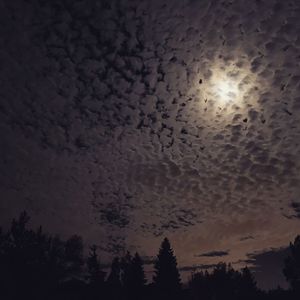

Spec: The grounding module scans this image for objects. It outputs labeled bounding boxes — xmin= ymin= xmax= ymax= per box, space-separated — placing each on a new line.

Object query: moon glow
xmin=213 ymin=77 xmax=239 ymax=103
xmin=199 ymin=59 xmax=259 ymax=114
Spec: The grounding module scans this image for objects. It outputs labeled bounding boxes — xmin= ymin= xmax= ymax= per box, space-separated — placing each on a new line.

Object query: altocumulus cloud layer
xmin=1 ymin=0 xmax=300 ymax=287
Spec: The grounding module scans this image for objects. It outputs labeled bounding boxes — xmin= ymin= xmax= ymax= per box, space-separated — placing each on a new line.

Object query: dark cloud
xmin=245 ymin=247 xmax=290 ymax=290
xmin=290 ymin=202 xmax=300 ymax=218
xmin=240 ymin=235 xmax=254 ymax=241
xmin=196 ymin=250 xmax=229 ymax=257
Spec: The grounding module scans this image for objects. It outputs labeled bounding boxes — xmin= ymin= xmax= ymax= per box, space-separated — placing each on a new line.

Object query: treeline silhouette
xmin=0 ymin=212 xmax=299 ymax=300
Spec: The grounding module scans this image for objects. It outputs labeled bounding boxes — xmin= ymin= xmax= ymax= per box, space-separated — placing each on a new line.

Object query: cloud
xmin=245 ymin=247 xmax=291 ymax=290
xmin=195 ymin=250 xmax=229 ymax=258
xmin=240 ymin=236 xmax=254 ymax=241
xmin=290 ymin=202 xmax=300 ymax=218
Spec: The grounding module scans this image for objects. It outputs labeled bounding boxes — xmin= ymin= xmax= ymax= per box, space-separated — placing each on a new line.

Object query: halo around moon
xmin=198 ymin=57 xmax=260 ymax=116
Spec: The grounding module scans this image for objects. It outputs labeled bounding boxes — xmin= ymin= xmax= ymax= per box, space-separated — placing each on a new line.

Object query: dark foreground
xmin=0 ymin=212 xmax=300 ymax=300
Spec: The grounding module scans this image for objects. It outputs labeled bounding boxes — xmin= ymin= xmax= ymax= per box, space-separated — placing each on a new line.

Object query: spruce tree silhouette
xmin=153 ymin=237 xmax=181 ymax=299
xmin=121 ymin=251 xmax=146 ymax=300
xmin=5 ymin=211 xmax=52 ymax=299
xmin=239 ymin=266 xmax=257 ymax=299
xmin=0 ymin=212 xmax=86 ymax=300
xmin=46 ymin=235 xmax=66 ymax=287
xmin=131 ymin=252 xmax=147 ymax=294
xmin=64 ymin=235 xmax=84 ymax=276
xmin=189 ymin=263 xmax=258 ymax=300
xmin=121 ymin=251 xmax=133 ymax=299
xmin=189 ymin=270 xmax=211 ymax=300
xmin=87 ymin=245 xmax=106 ymax=284
xmin=87 ymin=245 xmax=106 ymax=298
xmin=121 ymin=251 xmax=133 ymax=285
xmin=107 ymin=257 xmax=122 ymax=300
xmin=210 ymin=263 xmax=236 ymax=299
xmin=283 ymin=235 xmax=300 ymax=295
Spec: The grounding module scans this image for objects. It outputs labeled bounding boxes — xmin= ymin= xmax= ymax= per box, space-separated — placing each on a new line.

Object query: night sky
xmin=1 ymin=0 xmax=300 ymax=290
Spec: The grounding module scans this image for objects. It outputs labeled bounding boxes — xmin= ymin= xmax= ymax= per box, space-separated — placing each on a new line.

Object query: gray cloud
xmin=290 ymin=202 xmax=300 ymax=218
xmin=245 ymin=247 xmax=290 ymax=290
xmin=195 ymin=250 xmax=229 ymax=257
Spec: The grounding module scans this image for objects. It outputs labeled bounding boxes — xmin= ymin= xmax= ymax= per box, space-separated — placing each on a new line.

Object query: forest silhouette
xmin=0 ymin=212 xmax=299 ymax=300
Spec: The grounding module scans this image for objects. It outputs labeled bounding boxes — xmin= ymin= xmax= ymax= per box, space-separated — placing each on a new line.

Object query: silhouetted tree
xmin=239 ymin=266 xmax=257 ymax=299
xmin=283 ymin=235 xmax=300 ymax=295
xmin=153 ymin=238 xmax=181 ymax=299
xmin=131 ymin=252 xmax=147 ymax=293
xmin=121 ymin=251 xmax=133 ymax=287
xmin=2 ymin=212 xmax=300 ymax=300
xmin=0 ymin=226 xmax=10 ymax=297
xmin=121 ymin=251 xmax=146 ymax=300
xmin=189 ymin=270 xmax=211 ymax=300
xmin=0 ymin=212 xmax=86 ymax=299
xmin=266 ymin=286 xmax=293 ymax=300
xmin=86 ymin=244 xmax=106 ymax=298
xmin=87 ymin=245 xmax=106 ymax=285
xmin=107 ymin=257 xmax=122 ymax=300
xmin=189 ymin=263 xmax=257 ymax=300
xmin=3 ymin=211 xmax=48 ymax=298
xmin=64 ymin=235 xmax=84 ymax=276
xmin=46 ymin=235 xmax=66 ymax=287
xmin=210 ymin=263 xmax=238 ymax=299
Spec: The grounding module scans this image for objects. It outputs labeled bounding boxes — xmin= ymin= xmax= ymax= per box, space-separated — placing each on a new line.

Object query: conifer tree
xmin=153 ymin=237 xmax=181 ymax=296
xmin=122 ymin=251 xmax=146 ymax=299
xmin=87 ymin=245 xmax=106 ymax=286
xmin=131 ymin=252 xmax=146 ymax=290
xmin=283 ymin=235 xmax=300 ymax=293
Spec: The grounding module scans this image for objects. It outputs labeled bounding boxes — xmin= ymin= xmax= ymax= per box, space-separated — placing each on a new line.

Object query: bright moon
xmin=214 ymin=78 xmax=239 ymax=103
xmin=199 ymin=59 xmax=258 ymax=113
